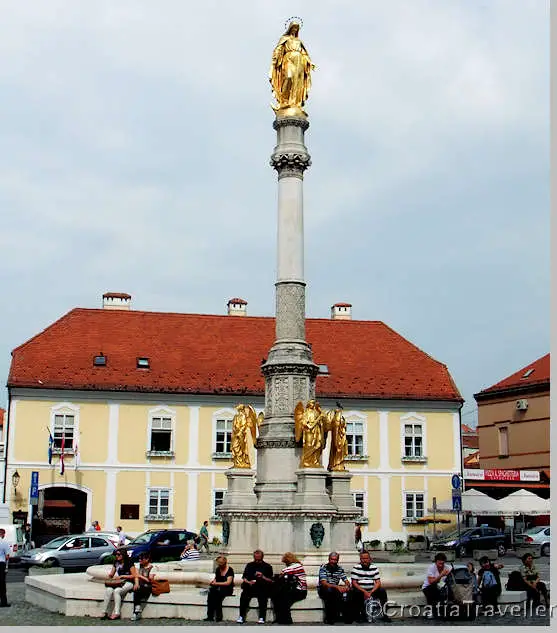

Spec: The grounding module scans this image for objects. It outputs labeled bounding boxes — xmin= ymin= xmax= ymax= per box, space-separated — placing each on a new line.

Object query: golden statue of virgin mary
xmin=269 ymin=18 xmax=315 ymax=118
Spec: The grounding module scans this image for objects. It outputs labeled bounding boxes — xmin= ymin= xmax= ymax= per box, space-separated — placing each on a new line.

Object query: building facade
xmin=467 ymin=353 xmax=550 ymax=500
xmin=4 ymin=294 xmax=463 ymax=545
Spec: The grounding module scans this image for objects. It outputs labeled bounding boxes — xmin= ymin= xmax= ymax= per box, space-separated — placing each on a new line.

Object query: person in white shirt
xmin=422 ymin=552 xmax=453 ymax=617
xmin=116 ymin=526 xmax=127 ymax=546
xmin=0 ymin=529 xmax=12 ymax=608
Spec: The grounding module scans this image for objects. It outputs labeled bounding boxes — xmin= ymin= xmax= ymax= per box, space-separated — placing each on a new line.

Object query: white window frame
xmin=344 ymin=411 xmax=368 ymax=461
xmin=145 ymin=487 xmax=174 ymax=521
xmin=212 ymin=408 xmax=235 ymax=459
xmin=400 ymin=413 xmax=427 ymax=463
xmin=212 ymin=489 xmax=226 ymax=519
xmin=146 ymin=406 xmax=176 ymax=457
xmin=50 ymin=403 xmax=79 ymax=455
xmin=402 ymin=490 xmax=425 ymax=524
xmin=352 ymin=489 xmax=367 ymax=515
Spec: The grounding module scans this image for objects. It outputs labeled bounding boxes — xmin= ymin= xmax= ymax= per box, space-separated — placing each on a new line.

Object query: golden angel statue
xmin=269 ymin=18 xmax=315 ymax=117
xmin=294 ymin=400 xmax=326 ymax=468
xmin=231 ymin=404 xmax=264 ymax=469
xmin=324 ymin=408 xmax=348 ymax=471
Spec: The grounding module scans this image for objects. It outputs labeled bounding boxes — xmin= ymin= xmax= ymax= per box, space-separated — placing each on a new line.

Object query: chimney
xmin=103 ymin=292 xmax=132 ymax=311
xmin=331 ymin=302 xmax=352 ymax=320
xmin=227 ymin=297 xmax=248 ymax=316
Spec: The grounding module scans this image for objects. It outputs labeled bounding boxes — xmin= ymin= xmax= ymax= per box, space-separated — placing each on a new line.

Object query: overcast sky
xmin=0 ymin=1 xmax=549 ymax=424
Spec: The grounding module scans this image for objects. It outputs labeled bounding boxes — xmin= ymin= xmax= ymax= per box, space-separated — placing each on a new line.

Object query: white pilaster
xmin=379 ymin=411 xmax=389 ymax=470
xmin=188 ymin=406 xmax=200 ymax=466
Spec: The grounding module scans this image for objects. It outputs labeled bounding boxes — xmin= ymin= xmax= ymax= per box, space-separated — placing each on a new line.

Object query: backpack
xmin=481 ymin=570 xmax=497 ymax=589
xmin=506 ymin=571 xmax=524 ymax=591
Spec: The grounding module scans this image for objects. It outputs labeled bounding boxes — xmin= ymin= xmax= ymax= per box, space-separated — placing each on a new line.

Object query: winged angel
xmin=295 ymin=401 xmax=348 ymax=470
xmin=231 ymin=404 xmax=264 ymax=469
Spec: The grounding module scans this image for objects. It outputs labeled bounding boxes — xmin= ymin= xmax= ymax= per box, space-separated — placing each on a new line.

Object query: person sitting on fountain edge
xmin=318 ymin=551 xmax=351 ymax=625
xmin=349 ymin=550 xmax=391 ymax=622
xmin=236 ymin=549 xmax=274 ymax=624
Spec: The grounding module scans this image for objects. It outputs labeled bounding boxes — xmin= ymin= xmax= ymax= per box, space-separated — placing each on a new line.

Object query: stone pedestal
xmin=220 ymin=469 xmax=257 ymax=509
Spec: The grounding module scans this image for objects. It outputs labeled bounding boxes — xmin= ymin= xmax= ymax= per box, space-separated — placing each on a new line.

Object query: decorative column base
xmin=327 ymin=471 xmax=357 ymax=512
xmin=219 ymin=469 xmax=257 ymax=510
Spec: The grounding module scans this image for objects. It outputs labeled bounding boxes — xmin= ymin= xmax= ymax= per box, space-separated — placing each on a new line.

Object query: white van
xmin=0 ymin=523 xmax=26 ymax=562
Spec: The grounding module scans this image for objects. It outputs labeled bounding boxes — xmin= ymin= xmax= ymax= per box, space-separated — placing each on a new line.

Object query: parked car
xmin=126 ymin=529 xmax=197 ymax=562
xmin=431 ymin=526 xmax=510 ymax=557
xmin=514 ymin=526 xmax=550 ymax=556
xmin=0 ymin=523 xmax=25 ymax=562
xmin=19 ymin=533 xmax=116 ymax=569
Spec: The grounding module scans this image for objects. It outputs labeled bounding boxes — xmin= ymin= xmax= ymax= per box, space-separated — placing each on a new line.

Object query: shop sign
xmin=463 ymin=468 xmax=540 ymax=482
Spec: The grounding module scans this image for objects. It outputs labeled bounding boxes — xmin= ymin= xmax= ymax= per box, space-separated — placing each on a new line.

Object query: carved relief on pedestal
xmin=292 ymin=376 xmax=307 ymax=404
xmin=273 ymin=376 xmax=290 ymax=414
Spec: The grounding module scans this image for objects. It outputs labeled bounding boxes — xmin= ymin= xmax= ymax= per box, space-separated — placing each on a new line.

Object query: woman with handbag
xmin=101 ymin=549 xmax=137 ymax=620
xmin=271 ymin=552 xmax=307 ymax=625
xmin=131 ymin=552 xmax=153 ymax=621
xmin=204 ymin=555 xmax=235 ymax=622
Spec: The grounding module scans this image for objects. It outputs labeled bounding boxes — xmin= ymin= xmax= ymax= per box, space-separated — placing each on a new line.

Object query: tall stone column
xmin=255 ymin=116 xmax=319 ymax=510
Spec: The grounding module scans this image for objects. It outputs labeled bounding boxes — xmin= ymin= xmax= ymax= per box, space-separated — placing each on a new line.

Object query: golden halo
xmin=284 ymin=16 xmax=303 ymax=31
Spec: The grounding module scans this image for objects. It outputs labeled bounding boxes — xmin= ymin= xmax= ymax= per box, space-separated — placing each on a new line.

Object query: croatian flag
xmin=48 ymin=430 xmax=54 ymax=465
xmin=59 ymin=433 xmax=65 ymax=475
xmin=73 ymin=435 xmax=79 ymax=471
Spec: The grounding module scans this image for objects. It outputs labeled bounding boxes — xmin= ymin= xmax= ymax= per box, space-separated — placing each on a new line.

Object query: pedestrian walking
xmin=0 ymin=528 xmax=11 ymax=608
xmin=199 ymin=520 xmax=210 ymax=553
xmin=116 ymin=526 xmax=127 ymax=547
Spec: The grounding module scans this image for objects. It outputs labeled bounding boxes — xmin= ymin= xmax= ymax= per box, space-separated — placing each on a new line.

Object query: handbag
xmin=104 ymin=579 xmax=125 ymax=588
xmin=151 ymin=579 xmax=171 ymax=596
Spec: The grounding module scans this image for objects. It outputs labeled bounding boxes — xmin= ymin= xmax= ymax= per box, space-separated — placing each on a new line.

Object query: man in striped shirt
xmin=180 ymin=542 xmax=201 ymax=561
xmin=318 ymin=552 xmax=350 ymax=625
xmin=349 ymin=551 xmax=391 ymax=622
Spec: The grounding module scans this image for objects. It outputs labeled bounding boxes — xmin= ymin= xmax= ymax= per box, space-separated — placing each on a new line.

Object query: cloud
xmin=0 ymin=0 xmax=549 ymax=413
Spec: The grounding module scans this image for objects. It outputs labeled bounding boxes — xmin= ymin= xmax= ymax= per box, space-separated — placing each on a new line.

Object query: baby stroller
xmin=443 ymin=565 xmax=477 ymax=621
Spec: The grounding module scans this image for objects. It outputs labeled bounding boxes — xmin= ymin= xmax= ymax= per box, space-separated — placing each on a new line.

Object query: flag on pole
xmin=59 ymin=433 xmax=65 ymax=475
xmin=73 ymin=434 xmax=79 ymax=471
xmin=48 ymin=429 xmax=54 ymax=465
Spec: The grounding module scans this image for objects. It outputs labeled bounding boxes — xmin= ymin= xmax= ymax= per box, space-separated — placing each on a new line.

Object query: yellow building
xmin=4 ymin=293 xmax=462 ymax=546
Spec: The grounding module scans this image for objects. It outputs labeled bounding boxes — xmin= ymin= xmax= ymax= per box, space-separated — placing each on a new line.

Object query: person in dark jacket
xmin=236 ymin=550 xmax=274 ymax=624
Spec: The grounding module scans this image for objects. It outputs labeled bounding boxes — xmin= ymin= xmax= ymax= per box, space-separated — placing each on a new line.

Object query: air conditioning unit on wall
xmin=516 ymin=399 xmax=528 ymax=411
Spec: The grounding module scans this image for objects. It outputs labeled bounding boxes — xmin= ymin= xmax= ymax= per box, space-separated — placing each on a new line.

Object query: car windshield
xmin=129 ymin=531 xmax=156 ymax=545
xmin=524 ymin=527 xmax=546 ymax=535
xmin=438 ymin=529 xmax=471 ymax=541
xmin=42 ymin=536 xmax=71 ymax=549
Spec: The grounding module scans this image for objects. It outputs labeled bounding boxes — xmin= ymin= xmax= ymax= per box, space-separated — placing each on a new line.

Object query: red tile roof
xmin=476 ymin=353 xmax=550 ymax=397
xmin=0 ymin=408 xmax=4 ymax=427
xmin=8 ymin=308 xmax=462 ymax=402
xmin=461 ymin=423 xmax=476 ymax=434
xmin=333 ymin=302 xmax=352 ymax=308
xmin=103 ymin=292 xmax=131 ymax=300
xmin=228 ymin=298 xmax=247 ymax=305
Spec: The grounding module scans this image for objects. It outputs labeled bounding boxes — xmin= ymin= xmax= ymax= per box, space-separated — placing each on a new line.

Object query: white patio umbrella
xmin=496 ymin=489 xmax=550 ymax=516
xmin=461 ymin=489 xmax=506 ymax=515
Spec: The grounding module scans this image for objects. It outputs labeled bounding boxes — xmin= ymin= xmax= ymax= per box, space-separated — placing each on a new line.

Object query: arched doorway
xmin=32 ymin=485 xmax=90 ymax=547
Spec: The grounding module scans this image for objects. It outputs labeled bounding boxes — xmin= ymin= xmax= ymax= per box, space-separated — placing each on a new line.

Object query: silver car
xmin=516 ymin=526 xmax=550 ymax=556
xmin=19 ymin=534 xmax=116 ymax=569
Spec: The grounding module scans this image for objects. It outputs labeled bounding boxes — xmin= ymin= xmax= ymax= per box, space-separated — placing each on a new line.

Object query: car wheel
xmin=45 ymin=558 xmax=59 ymax=567
xmin=497 ymin=543 xmax=506 ymax=557
xmin=541 ymin=544 xmax=550 ymax=557
xmin=457 ymin=545 xmax=467 ymax=558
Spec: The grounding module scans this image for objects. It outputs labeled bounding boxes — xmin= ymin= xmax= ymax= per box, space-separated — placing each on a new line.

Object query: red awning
xmin=43 ymin=500 xmax=75 ymax=508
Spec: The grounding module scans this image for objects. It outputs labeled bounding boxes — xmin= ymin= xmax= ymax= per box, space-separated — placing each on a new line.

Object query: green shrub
xmin=369 ymin=539 xmax=381 ymax=548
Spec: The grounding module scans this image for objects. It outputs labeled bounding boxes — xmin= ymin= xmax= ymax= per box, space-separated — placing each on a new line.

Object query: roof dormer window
xmin=318 ymin=364 xmax=330 ymax=375
xmin=521 ymin=368 xmax=534 ymax=379
xmin=137 ymin=357 xmax=150 ymax=369
xmin=93 ymin=354 xmax=107 ymax=367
